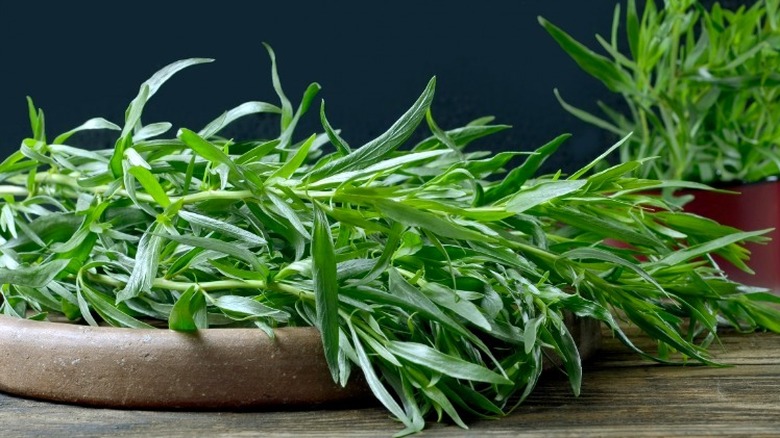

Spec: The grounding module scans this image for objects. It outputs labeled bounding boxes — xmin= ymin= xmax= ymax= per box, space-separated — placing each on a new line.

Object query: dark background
xmin=0 ymin=1 xmax=630 ymax=174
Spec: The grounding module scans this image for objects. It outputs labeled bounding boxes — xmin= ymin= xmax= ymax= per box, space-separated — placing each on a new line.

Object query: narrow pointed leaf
xmin=320 ymin=100 xmax=351 ymax=156
xmin=169 ymin=286 xmax=207 ymax=331
xmin=199 ymin=101 xmax=282 ymax=139
xmin=214 ymin=295 xmax=289 ymax=322
xmin=482 ymin=133 xmax=571 ymax=205
xmin=53 ymin=118 xmax=121 ymax=145
xmin=128 ymin=165 xmax=171 ymax=208
xmin=387 ymin=341 xmax=511 ymax=385
xmin=0 ymin=259 xmax=70 ymax=288
xmin=312 ymin=205 xmax=341 ymax=382
xmin=305 ymin=77 xmax=436 ymax=182
xmin=178 ymin=210 xmax=266 ymax=246
xmin=374 ymin=199 xmax=494 ymax=243
xmin=506 ymin=180 xmax=586 ymax=214
xmin=117 ymin=225 xmax=164 ymax=302
xmin=539 ymin=16 xmax=631 ymax=92
xmin=155 ymin=232 xmax=264 ymax=272
xmin=269 ymin=134 xmax=317 ymax=181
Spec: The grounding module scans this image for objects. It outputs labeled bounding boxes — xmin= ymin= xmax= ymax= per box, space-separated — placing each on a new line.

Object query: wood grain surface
xmin=1 ymin=326 xmax=778 ymax=438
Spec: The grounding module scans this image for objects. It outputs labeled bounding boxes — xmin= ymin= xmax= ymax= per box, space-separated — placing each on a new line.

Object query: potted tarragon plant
xmin=541 ymin=0 xmax=780 ymax=289
xmin=0 ymin=45 xmax=779 ymax=436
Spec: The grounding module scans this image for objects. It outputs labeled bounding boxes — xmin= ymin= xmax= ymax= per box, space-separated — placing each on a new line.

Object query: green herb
xmin=541 ymin=0 xmax=780 ymax=183
xmin=1 ymin=46 xmax=779 ymax=436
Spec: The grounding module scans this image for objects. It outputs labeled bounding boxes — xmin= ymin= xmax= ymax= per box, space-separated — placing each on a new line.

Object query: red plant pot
xmin=683 ymin=180 xmax=780 ymax=291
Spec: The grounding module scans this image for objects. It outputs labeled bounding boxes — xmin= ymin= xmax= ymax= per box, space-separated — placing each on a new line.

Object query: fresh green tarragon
xmin=1 ymin=46 xmax=779 ymax=436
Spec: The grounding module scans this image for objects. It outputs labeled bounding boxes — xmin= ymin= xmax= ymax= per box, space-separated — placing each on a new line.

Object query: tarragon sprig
xmin=1 ymin=46 xmax=779 ymax=436
xmin=541 ymin=0 xmax=780 ymax=183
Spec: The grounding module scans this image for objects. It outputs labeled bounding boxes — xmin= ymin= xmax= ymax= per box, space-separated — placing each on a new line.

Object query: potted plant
xmin=540 ymin=0 xmax=780 ymax=289
xmin=1 ymin=45 xmax=779 ymax=436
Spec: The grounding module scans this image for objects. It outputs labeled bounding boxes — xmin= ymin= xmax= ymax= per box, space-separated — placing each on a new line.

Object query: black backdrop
xmin=0 ymin=1 xmax=628 ymax=174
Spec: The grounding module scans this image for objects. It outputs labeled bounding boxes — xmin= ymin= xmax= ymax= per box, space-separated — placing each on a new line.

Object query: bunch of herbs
xmin=541 ymin=0 xmax=780 ymax=183
xmin=1 ymin=47 xmax=779 ymax=435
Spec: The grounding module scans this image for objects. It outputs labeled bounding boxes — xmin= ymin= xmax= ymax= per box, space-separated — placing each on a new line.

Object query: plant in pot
xmin=1 ymin=45 xmax=780 ymax=436
xmin=540 ymin=0 xmax=780 ymax=290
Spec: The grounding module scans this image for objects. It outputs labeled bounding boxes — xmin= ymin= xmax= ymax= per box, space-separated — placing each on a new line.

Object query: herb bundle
xmin=1 ymin=46 xmax=779 ymax=435
xmin=541 ymin=0 xmax=780 ymax=183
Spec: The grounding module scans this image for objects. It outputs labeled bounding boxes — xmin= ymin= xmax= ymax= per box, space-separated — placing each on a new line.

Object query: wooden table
xmin=2 ymin=327 xmax=779 ymax=437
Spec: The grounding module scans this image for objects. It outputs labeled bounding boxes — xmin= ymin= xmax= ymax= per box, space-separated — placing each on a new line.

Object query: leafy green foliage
xmin=542 ymin=0 xmax=780 ymax=183
xmin=1 ymin=48 xmax=779 ymax=436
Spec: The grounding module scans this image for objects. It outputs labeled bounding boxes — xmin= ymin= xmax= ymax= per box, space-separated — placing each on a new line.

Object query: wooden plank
xmin=1 ymin=327 xmax=778 ymax=437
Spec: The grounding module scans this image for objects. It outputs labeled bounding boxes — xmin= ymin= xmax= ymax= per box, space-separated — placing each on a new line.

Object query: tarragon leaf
xmin=178 ymin=210 xmax=266 ymax=247
xmin=117 ymin=224 xmax=165 ymax=302
xmin=199 ymin=101 xmax=282 ymax=139
xmin=312 ymin=205 xmax=341 ymax=382
xmin=215 ymin=295 xmax=290 ymax=322
xmin=506 ymin=180 xmax=587 ymax=214
xmin=387 ymin=341 xmax=511 ymax=385
xmin=0 ymin=259 xmax=70 ymax=288
xmin=305 ymin=77 xmax=436 ymax=182
xmin=155 ymin=232 xmax=264 ymax=272
xmin=169 ymin=285 xmax=207 ymax=331
xmin=53 ymin=117 xmax=121 ymax=145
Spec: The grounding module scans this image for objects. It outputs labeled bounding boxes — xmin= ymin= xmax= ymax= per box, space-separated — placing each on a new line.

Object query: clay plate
xmin=0 ymin=314 xmax=600 ymax=409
